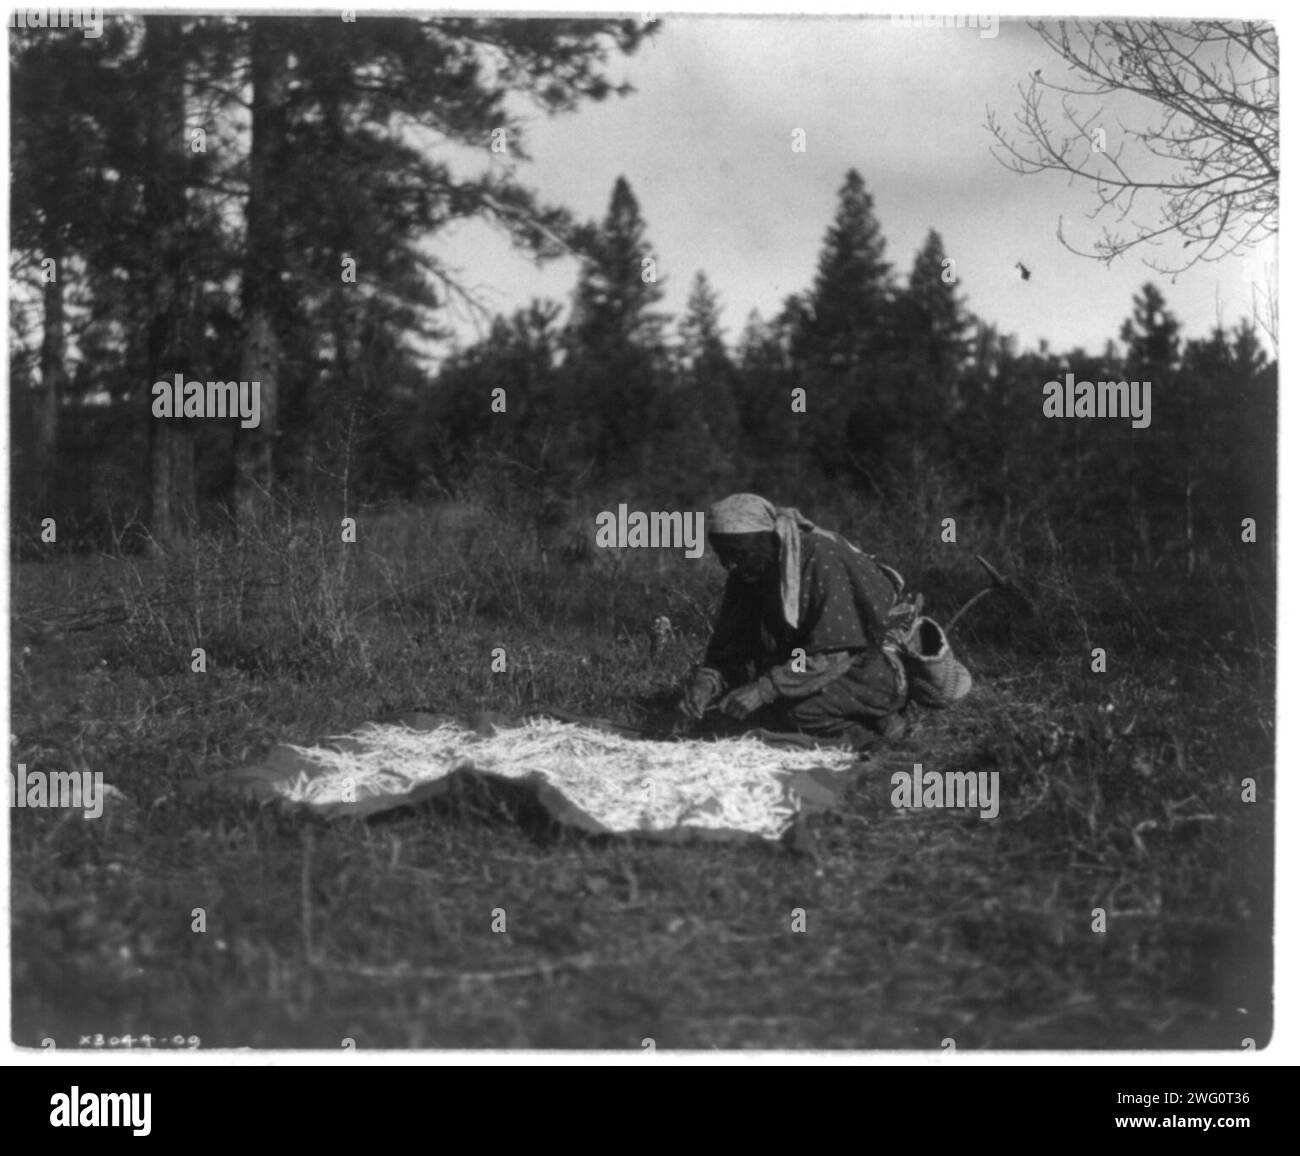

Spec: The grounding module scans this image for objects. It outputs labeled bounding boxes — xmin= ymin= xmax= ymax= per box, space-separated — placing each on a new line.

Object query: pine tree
xmin=732 ymin=300 xmax=810 ymax=483
xmin=1116 ymin=284 xmax=1183 ymax=568
xmin=676 ymin=272 xmax=726 ymax=372
xmin=872 ymin=228 xmax=973 ymax=474
xmin=795 ymin=169 xmax=893 ymax=371
xmin=1120 ymin=283 xmax=1182 ymax=380
xmin=786 ymin=170 xmax=896 ymax=477
xmin=566 ymin=175 xmax=669 ymax=472
xmin=661 ymin=271 xmax=739 ymax=492
xmin=570 ymin=175 xmax=667 ymax=351
xmin=734 ymin=309 xmax=780 ymax=447
xmin=236 ymin=17 xmax=650 ymax=519
xmin=142 ymin=16 xmax=199 ymax=549
xmin=1231 ymin=320 xmax=1269 ymax=377
xmin=896 ymin=229 xmax=969 ymax=387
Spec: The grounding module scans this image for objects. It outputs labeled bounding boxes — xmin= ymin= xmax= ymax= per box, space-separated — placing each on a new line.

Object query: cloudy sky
xmin=433 ymin=11 xmax=1274 ymax=360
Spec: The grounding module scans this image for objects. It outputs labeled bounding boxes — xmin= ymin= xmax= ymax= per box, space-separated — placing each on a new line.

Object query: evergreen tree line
xmin=428 ymin=169 xmax=1275 ymax=574
xmin=9 ymin=19 xmax=1275 ymax=576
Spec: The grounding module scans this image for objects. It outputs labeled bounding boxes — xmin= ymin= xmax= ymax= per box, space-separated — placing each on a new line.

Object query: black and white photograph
xmin=5 ymin=1 xmax=1281 ymax=1068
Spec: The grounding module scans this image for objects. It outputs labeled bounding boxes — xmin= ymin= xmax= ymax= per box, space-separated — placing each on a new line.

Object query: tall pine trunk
xmin=144 ymin=15 xmax=195 ymax=553
xmin=37 ymin=232 xmax=65 ymax=510
xmin=236 ymin=18 xmax=285 ymax=531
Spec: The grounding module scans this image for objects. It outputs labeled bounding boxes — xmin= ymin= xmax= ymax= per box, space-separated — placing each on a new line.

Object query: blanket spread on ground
xmin=221 ymin=712 xmax=867 ymax=844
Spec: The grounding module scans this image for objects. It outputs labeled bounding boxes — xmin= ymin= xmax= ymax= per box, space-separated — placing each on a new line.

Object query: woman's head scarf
xmin=706 ymin=493 xmax=829 ymax=628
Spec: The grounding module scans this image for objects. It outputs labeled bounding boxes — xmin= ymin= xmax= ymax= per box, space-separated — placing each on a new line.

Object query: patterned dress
xmin=698 ymin=529 xmax=909 ymax=739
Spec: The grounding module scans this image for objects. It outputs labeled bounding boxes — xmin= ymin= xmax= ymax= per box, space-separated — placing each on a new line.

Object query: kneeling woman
xmin=680 ymin=493 xmax=913 ymax=747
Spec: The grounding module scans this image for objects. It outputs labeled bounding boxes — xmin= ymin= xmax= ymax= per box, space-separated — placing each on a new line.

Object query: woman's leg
xmin=777 ymin=650 xmax=908 ymax=740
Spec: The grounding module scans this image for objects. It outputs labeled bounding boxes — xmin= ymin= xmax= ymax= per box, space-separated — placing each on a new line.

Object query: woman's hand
xmin=680 ymin=671 xmax=721 ymax=720
xmin=718 ymin=681 xmax=767 ymax=720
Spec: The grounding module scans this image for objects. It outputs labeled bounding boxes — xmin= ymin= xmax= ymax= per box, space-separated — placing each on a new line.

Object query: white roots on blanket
xmin=275 ymin=718 xmax=858 ymax=838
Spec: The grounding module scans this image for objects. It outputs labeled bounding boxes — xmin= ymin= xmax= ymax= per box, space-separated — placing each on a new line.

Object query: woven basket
xmin=899 ymin=616 xmax=972 ymax=708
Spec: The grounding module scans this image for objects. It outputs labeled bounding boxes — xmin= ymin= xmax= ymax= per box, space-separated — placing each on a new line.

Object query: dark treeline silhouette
xmin=10 ymin=17 xmax=1276 ymax=585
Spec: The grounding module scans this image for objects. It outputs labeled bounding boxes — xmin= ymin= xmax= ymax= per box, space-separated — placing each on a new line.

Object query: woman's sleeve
xmin=758 ymin=650 xmax=858 ymax=702
xmin=700 ymin=575 xmax=760 ymax=690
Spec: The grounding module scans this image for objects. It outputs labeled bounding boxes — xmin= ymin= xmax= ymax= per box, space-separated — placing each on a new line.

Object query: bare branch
xmin=986 ymin=19 xmax=1277 ymax=274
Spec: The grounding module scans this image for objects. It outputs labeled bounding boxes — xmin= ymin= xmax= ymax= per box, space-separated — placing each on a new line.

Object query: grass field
xmin=8 ymin=496 xmax=1274 ymax=1050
